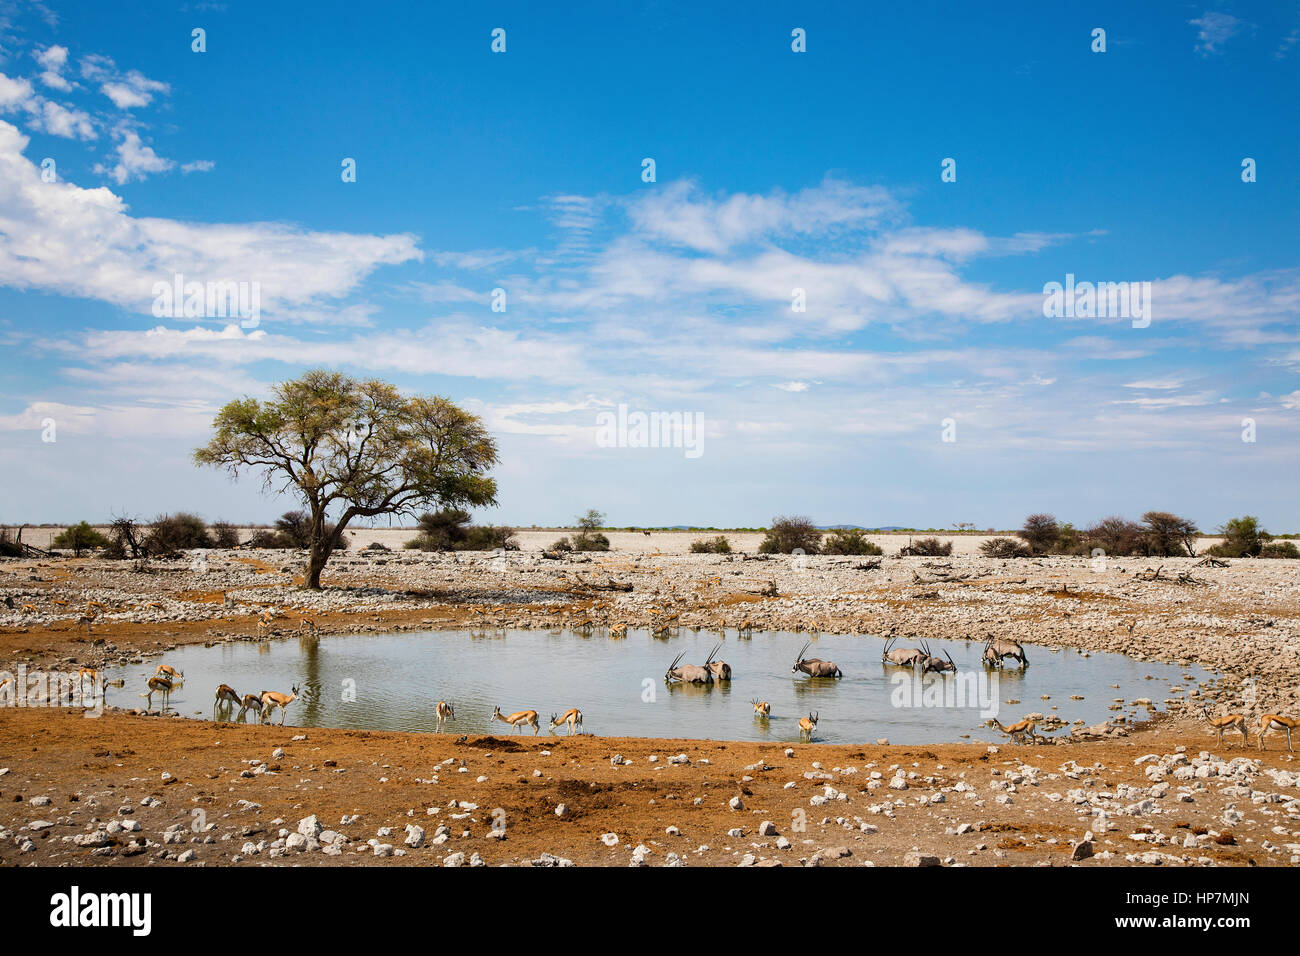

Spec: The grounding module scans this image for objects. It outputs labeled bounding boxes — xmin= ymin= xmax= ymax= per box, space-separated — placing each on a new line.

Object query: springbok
xmin=665 ymin=643 xmax=721 ymax=684
xmin=737 ymin=617 xmax=753 ymax=638
xmin=798 ymin=712 xmax=819 ymax=740
xmin=237 ymin=692 xmax=264 ymax=722
xmin=917 ymin=641 xmax=957 ymax=675
xmin=792 ymin=642 xmax=842 ymax=679
xmin=990 ymin=717 xmax=1036 ymax=744
xmin=751 ymin=698 xmax=771 ymax=718
xmin=549 ymin=708 xmax=583 ymax=735
xmin=260 ymin=685 xmax=300 ymax=725
xmin=155 ymin=664 xmax=184 ymax=681
xmin=1201 ymin=704 xmax=1248 ymax=749
xmin=85 ymin=599 xmax=109 ymax=614
xmin=213 ymin=683 xmax=240 ymax=719
xmin=983 ymin=636 xmax=1028 ymax=668
xmin=256 ymin=610 xmax=276 ymax=638
xmin=76 ymin=613 xmax=96 ymax=637
xmin=882 ymin=636 xmax=925 ymax=668
xmin=298 ymin=618 xmax=319 ymax=638
xmin=609 ymin=622 xmax=628 ymax=639
xmin=708 ymin=658 xmax=733 ymax=682
xmin=1257 ymin=713 xmax=1297 ymax=753
xmin=492 ymin=706 xmax=540 ymax=734
xmin=139 ymin=676 xmax=174 ymax=711
xmin=435 ymin=700 xmax=455 ymax=731
xmin=20 ymin=603 xmax=36 ymax=614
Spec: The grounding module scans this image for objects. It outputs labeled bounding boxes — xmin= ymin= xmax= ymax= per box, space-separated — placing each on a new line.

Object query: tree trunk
xmin=305 ymin=542 xmax=333 ymax=590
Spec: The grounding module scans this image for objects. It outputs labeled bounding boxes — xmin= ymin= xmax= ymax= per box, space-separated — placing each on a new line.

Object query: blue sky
xmin=1 ymin=1 xmax=1298 ymax=531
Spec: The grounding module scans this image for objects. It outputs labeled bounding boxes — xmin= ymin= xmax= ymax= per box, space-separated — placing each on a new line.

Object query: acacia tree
xmin=194 ymin=370 xmax=499 ymax=589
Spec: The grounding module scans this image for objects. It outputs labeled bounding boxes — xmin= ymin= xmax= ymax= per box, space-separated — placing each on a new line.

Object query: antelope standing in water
xmin=435 ymin=700 xmax=455 ymax=731
xmin=1257 ymin=713 xmax=1297 ymax=752
xmin=260 ymin=685 xmax=300 ymax=725
xmin=917 ymin=641 xmax=957 ymax=675
xmin=237 ymin=692 xmax=264 ymax=722
xmin=549 ymin=708 xmax=583 ymax=735
xmin=609 ymin=622 xmax=627 ymax=639
xmin=982 ymin=636 xmax=1028 ymax=668
xmin=665 ymin=643 xmax=721 ymax=684
xmin=139 ymin=675 xmax=174 ymax=711
xmin=990 ymin=717 xmax=1036 ymax=744
xmin=213 ymin=683 xmax=240 ymax=720
xmin=155 ymin=664 xmax=184 ymax=681
xmin=1201 ymin=704 xmax=1248 ymax=749
xmin=792 ymin=642 xmax=842 ymax=679
xmin=798 ymin=712 xmax=819 ymax=740
xmin=708 ymin=658 xmax=733 ymax=682
xmin=751 ymin=698 xmax=771 ymax=718
xmin=492 ymin=706 xmax=540 ymax=734
xmin=882 ymin=637 xmax=926 ymax=668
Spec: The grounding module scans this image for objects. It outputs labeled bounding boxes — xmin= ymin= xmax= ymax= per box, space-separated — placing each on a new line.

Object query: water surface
xmin=105 ymin=629 xmax=1212 ymax=744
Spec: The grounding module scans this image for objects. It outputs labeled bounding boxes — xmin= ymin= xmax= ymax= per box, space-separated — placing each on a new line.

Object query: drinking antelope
xmin=139 ymin=676 xmax=173 ymax=711
xmin=882 ymin=636 xmax=925 ymax=668
xmin=549 ymin=708 xmax=583 ymax=735
xmin=214 ymin=683 xmax=240 ymax=720
xmin=665 ymin=643 xmax=721 ymax=684
xmin=609 ymin=622 xmax=628 ymax=639
xmin=1257 ymin=713 xmax=1297 ymax=753
xmin=261 ymin=685 xmax=300 ymax=725
xmin=983 ymin=636 xmax=1028 ymax=668
xmin=798 ymin=712 xmax=819 ymax=740
xmin=917 ymin=641 xmax=957 ymax=675
xmin=792 ymin=641 xmax=842 ymax=679
xmin=237 ymin=692 xmax=264 ymax=722
xmin=1201 ymin=704 xmax=1248 ymax=749
xmin=737 ymin=617 xmax=753 ymax=638
xmin=298 ymin=618 xmax=319 ymax=638
xmin=751 ymin=698 xmax=771 ymax=718
xmin=492 ymin=706 xmax=541 ymax=734
xmin=708 ymin=658 xmax=733 ymax=682
xmin=990 ymin=717 xmax=1036 ymax=744
xmin=435 ymin=700 xmax=455 ymax=731
xmin=155 ymin=664 xmax=184 ymax=681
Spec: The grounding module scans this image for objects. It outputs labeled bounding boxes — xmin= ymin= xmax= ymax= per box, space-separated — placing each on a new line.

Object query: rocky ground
xmin=1 ymin=538 xmax=1297 ymax=866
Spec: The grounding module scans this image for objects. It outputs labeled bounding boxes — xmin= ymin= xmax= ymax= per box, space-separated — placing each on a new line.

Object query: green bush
xmin=1259 ymin=541 xmax=1300 ymax=559
xmin=52 ymin=521 xmax=110 ymax=556
xmin=1209 ymin=516 xmax=1269 ymax=558
xmin=980 ymin=536 xmax=1031 ymax=558
xmin=689 ymin=535 xmax=732 ymax=554
xmin=758 ymin=515 xmax=822 ymax=555
xmin=902 ymin=537 xmax=953 ymax=557
xmin=821 ymin=528 xmax=882 ymax=555
xmin=143 ymin=513 xmax=213 ymax=555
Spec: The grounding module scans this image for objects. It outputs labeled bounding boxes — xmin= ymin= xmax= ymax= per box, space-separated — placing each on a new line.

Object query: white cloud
xmin=180 ymin=159 xmax=214 ymax=174
xmin=1190 ymin=12 xmax=1247 ymax=55
xmin=0 ymin=120 xmax=421 ymax=319
xmin=34 ymin=44 xmax=71 ymax=90
xmin=80 ymin=55 xmax=168 ymax=109
xmin=96 ymin=129 xmax=174 ymax=183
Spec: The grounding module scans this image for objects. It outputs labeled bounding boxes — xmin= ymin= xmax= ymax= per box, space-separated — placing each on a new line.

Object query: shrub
xmin=107 ymin=516 xmax=144 ymax=559
xmin=1017 ymin=514 xmax=1059 ymax=555
xmin=365 ymin=541 xmax=391 ymax=551
xmin=1208 ymin=516 xmax=1269 ymax=558
xmin=758 ymin=515 xmax=822 ymax=555
xmin=406 ymin=510 xmax=516 ymax=551
xmin=210 ymin=521 xmax=241 ymax=549
xmin=1141 ymin=511 xmax=1198 ymax=557
xmin=143 ymin=513 xmax=213 ymax=555
xmin=569 ymin=509 xmax=611 ymax=552
xmin=0 ymin=528 xmax=22 ymax=558
xmin=821 ymin=528 xmax=882 ymax=555
xmin=1084 ymin=516 xmax=1145 ymax=557
xmin=1259 ymin=541 xmax=1299 ymax=559
xmin=980 ymin=536 xmax=1031 ymax=558
xmin=549 ymin=536 xmax=573 ymax=552
xmin=247 ymin=528 xmax=291 ymax=549
xmin=52 ymin=521 xmax=110 ymax=556
xmin=690 ymin=535 xmax=732 ymax=554
xmin=464 ymin=525 xmax=519 ymax=551
xmin=905 ymin=537 xmax=953 ymax=557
